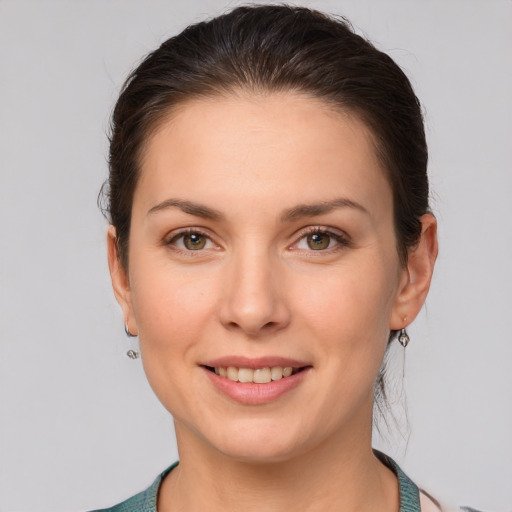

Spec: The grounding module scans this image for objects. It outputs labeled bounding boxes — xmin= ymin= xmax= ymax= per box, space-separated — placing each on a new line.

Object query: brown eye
xmin=169 ymin=230 xmax=216 ymax=253
xmin=183 ymin=233 xmax=207 ymax=250
xmin=306 ymin=232 xmax=331 ymax=250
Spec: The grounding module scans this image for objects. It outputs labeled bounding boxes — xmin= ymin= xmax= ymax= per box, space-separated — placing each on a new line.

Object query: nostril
xmin=225 ymin=320 xmax=279 ymax=336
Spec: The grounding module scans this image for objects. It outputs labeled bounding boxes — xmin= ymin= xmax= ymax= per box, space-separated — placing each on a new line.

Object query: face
xmin=109 ymin=92 xmax=428 ymax=463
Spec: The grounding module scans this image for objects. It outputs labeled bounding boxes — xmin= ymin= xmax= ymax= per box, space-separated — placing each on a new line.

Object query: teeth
xmin=214 ymin=365 xmax=296 ymax=383
xmin=253 ymin=368 xmax=271 ymax=383
xmin=271 ymin=366 xmax=283 ymax=381
xmin=227 ymin=366 xmax=238 ymax=381
xmin=238 ymin=368 xmax=253 ymax=383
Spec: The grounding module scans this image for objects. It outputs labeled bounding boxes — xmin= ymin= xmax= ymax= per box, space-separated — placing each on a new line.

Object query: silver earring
xmin=398 ymin=328 xmax=410 ymax=348
xmin=126 ymin=349 xmax=139 ymax=359
xmin=124 ymin=324 xmax=136 ymax=338
xmin=124 ymin=325 xmax=139 ymax=358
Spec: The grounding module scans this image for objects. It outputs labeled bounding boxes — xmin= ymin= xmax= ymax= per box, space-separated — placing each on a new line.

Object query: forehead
xmin=135 ymin=92 xmax=391 ymax=218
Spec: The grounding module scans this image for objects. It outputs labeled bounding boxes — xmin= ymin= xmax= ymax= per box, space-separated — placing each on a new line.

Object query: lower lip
xmin=203 ymin=367 xmax=310 ymax=405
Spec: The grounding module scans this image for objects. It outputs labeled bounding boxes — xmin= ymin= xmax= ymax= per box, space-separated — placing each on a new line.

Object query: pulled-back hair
xmin=101 ymin=4 xmax=431 ymax=425
xmin=102 ymin=4 xmax=429 ymax=273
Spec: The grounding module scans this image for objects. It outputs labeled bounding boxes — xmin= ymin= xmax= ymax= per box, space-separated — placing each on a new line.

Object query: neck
xmin=158 ymin=424 xmax=399 ymax=512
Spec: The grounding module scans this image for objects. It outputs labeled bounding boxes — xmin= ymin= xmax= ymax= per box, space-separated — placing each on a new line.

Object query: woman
xmin=96 ymin=5 xmax=443 ymax=511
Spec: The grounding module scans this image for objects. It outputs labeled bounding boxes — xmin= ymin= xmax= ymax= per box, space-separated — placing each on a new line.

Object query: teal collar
xmin=375 ymin=450 xmax=421 ymax=512
xmin=92 ymin=454 xmax=420 ymax=511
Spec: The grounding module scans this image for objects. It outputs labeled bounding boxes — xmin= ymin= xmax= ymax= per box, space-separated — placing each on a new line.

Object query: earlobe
xmin=390 ymin=214 xmax=438 ymax=330
xmin=107 ymin=226 xmax=138 ymax=335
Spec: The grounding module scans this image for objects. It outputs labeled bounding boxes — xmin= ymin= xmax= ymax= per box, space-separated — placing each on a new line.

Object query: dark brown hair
xmin=102 ymin=4 xmax=429 ymax=272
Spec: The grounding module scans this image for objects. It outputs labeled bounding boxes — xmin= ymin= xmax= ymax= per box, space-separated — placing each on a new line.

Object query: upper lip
xmin=202 ymin=356 xmax=311 ymax=369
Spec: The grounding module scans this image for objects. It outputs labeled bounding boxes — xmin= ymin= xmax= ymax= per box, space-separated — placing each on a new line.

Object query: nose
xmin=218 ymin=248 xmax=291 ymax=337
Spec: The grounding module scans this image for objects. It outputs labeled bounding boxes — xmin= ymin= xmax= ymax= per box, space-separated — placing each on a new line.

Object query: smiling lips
xmin=211 ymin=365 xmax=296 ymax=384
xmin=203 ymin=358 xmax=310 ymax=404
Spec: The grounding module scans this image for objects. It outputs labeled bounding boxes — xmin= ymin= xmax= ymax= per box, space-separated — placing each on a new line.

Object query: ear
xmin=107 ymin=225 xmax=138 ymax=336
xmin=390 ymin=213 xmax=438 ymax=330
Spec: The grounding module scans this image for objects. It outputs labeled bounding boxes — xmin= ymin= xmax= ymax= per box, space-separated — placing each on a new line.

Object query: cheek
xmin=128 ymin=263 xmax=222 ymax=416
xmin=130 ymin=262 xmax=219 ymax=353
xmin=290 ymin=257 xmax=399 ymax=403
xmin=293 ymin=262 xmax=397 ymax=340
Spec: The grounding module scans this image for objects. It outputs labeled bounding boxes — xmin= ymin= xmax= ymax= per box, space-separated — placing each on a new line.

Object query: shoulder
xmin=88 ymin=489 xmax=154 ymax=512
xmin=375 ymin=450 xmax=483 ymax=512
xmin=87 ymin=462 xmax=178 ymax=512
xmin=420 ymin=488 xmax=485 ymax=512
xmin=87 ymin=483 xmax=158 ymax=512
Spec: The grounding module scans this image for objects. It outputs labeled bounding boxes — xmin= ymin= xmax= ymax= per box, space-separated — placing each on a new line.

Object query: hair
xmin=100 ymin=4 xmax=430 ymax=424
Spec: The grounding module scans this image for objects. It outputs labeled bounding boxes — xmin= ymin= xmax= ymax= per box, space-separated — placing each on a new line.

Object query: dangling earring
xmin=398 ymin=328 xmax=410 ymax=348
xmin=126 ymin=349 xmax=139 ymax=359
xmin=124 ymin=324 xmax=140 ymax=359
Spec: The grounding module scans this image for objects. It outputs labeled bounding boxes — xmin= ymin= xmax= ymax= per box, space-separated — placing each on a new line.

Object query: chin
xmin=218 ymin=442 xmax=303 ymax=464
xmin=204 ymin=420 xmax=314 ymax=464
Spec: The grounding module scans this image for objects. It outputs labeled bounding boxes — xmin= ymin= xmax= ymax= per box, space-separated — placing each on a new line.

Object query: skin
xmin=108 ymin=92 xmax=438 ymax=512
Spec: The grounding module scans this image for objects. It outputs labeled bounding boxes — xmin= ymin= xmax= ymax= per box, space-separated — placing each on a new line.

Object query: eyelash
xmin=166 ymin=227 xmax=350 ymax=254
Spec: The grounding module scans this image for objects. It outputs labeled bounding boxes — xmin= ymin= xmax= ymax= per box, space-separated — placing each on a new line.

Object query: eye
xmin=305 ymin=232 xmax=331 ymax=250
xmin=169 ymin=231 xmax=215 ymax=251
xmin=294 ymin=229 xmax=348 ymax=251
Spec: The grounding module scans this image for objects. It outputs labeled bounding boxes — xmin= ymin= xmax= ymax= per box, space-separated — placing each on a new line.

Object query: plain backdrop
xmin=0 ymin=1 xmax=511 ymax=511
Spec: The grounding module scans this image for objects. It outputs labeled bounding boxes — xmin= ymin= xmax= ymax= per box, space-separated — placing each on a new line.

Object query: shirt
xmin=88 ymin=452 xmax=477 ymax=512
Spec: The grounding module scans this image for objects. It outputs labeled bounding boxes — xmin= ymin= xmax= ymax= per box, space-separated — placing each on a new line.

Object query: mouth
xmin=203 ymin=365 xmax=307 ymax=384
xmin=202 ymin=358 xmax=311 ymax=404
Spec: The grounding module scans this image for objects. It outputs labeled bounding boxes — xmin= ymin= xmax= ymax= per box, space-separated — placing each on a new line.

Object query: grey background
xmin=0 ymin=1 xmax=511 ymax=511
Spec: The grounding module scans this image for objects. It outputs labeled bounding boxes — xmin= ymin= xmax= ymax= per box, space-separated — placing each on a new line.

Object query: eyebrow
xmin=147 ymin=198 xmax=224 ymax=220
xmin=147 ymin=197 xmax=368 ymax=222
xmin=280 ymin=198 xmax=368 ymax=222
